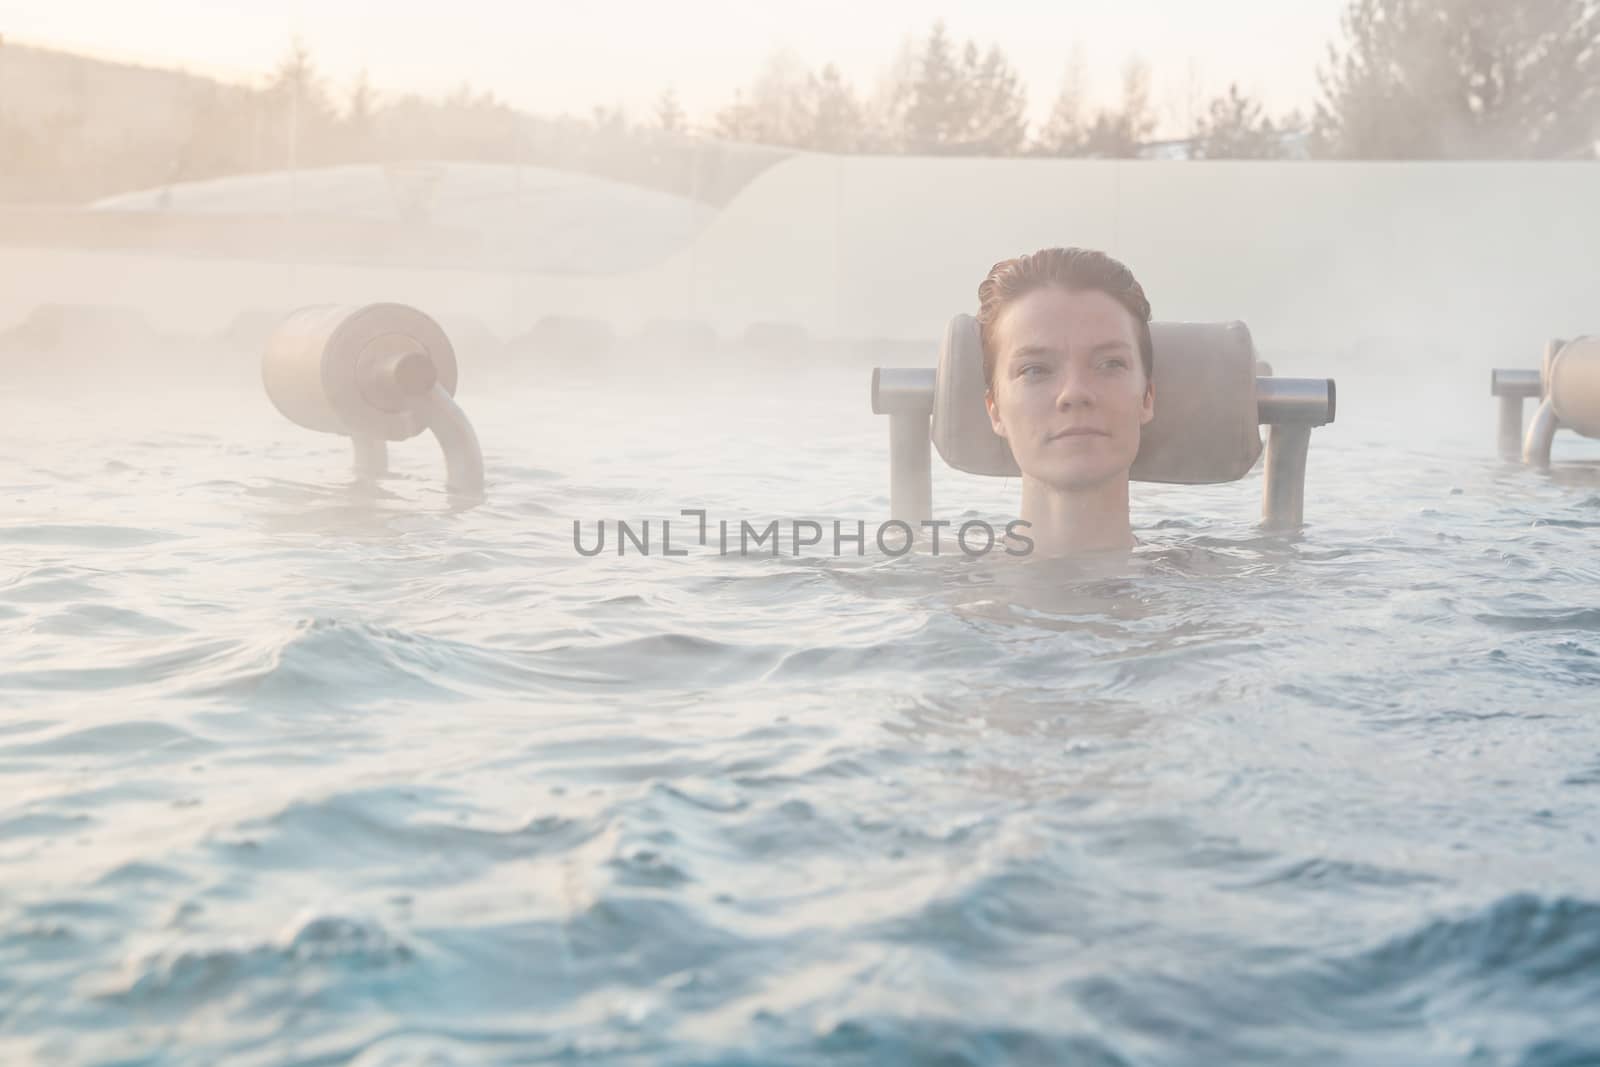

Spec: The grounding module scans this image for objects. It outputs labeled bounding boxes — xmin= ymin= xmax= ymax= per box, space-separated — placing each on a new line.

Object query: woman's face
xmin=986 ymin=286 xmax=1154 ymax=492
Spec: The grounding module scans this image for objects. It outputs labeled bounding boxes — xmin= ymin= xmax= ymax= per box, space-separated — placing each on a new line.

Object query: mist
xmin=5 ymin=5 xmax=1600 ymax=1066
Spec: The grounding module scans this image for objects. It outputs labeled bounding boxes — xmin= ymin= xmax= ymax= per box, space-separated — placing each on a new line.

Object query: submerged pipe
xmin=872 ymin=369 xmax=935 ymax=525
xmin=421 ymin=385 xmax=485 ymax=496
xmin=1255 ymin=379 xmax=1333 ymax=531
xmin=1261 ymin=424 xmax=1312 ymax=530
xmin=1523 ymin=397 xmax=1560 ymax=469
xmin=1491 ymin=367 xmax=1543 ymax=461
xmin=352 ymin=436 xmax=389 ymax=479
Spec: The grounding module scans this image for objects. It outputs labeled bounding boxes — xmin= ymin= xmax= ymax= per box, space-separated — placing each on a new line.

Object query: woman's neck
xmin=1018 ymin=475 xmax=1135 ymax=557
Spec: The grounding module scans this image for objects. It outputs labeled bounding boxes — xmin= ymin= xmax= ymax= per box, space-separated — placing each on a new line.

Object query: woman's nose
xmin=1055 ymin=366 xmax=1095 ymax=408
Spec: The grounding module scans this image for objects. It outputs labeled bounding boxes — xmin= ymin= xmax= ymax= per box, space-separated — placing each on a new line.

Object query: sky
xmin=0 ymin=0 xmax=1348 ymax=134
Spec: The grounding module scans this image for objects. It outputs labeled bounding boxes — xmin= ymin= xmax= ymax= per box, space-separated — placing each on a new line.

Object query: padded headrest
xmin=1548 ymin=336 xmax=1600 ymax=439
xmin=931 ymin=313 xmax=1264 ymax=484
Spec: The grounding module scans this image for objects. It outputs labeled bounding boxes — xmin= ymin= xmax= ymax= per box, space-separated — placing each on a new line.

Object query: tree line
xmin=700 ymin=1 xmax=1599 ymax=160
xmin=0 ymin=0 xmax=1595 ymax=204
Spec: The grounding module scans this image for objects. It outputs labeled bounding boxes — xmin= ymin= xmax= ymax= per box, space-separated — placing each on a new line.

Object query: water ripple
xmin=5 ymin=382 xmax=1600 ymax=1065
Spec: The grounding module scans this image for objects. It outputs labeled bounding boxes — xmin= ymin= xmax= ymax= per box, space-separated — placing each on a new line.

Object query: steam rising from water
xmin=4 ymin=117 xmax=1600 ymax=1067
xmin=3 ymin=351 xmax=1600 ymax=1062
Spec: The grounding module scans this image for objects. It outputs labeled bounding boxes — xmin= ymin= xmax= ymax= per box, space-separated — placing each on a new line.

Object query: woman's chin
xmin=1030 ymin=464 xmax=1126 ymax=493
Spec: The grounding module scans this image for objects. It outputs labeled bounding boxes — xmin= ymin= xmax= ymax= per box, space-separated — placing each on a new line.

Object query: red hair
xmin=977 ymin=247 xmax=1153 ymax=391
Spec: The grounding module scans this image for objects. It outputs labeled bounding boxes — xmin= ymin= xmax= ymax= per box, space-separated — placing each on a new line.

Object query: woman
xmin=980 ymin=247 xmax=1155 ymax=557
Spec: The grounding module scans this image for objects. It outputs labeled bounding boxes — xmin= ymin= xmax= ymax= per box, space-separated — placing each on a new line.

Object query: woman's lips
xmin=1048 ymin=428 xmax=1109 ymax=440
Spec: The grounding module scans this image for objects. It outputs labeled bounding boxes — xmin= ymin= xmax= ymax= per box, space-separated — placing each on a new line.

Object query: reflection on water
xmin=2 ymin=365 xmax=1599 ymax=1065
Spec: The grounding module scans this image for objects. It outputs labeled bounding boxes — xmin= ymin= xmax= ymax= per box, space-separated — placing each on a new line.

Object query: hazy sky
xmin=0 ymin=0 xmax=1348 ymax=133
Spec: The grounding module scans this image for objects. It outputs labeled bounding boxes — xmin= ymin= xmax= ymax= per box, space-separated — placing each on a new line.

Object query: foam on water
xmin=2 ymin=359 xmax=1599 ymax=1066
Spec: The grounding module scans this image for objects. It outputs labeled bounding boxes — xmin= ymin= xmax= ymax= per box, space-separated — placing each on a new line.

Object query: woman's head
xmin=979 ymin=248 xmax=1155 ymax=493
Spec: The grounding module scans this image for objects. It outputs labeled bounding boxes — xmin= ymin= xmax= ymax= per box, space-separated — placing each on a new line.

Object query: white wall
xmin=3 ymin=157 xmax=1598 ymax=369
xmin=635 ymin=155 xmax=1600 ymax=364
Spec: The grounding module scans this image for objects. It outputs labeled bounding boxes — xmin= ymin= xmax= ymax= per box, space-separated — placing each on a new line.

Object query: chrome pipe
xmin=422 ymin=385 xmax=485 ymax=497
xmin=1490 ymin=368 xmax=1542 ymax=399
xmin=362 ymin=347 xmax=438 ymax=409
xmin=888 ymin=411 xmax=933 ymax=526
xmin=872 ymin=367 xmax=936 ymax=416
xmin=873 ymin=367 xmax=935 ymax=525
xmin=1256 ymin=377 xmax=1335 ymax=426
xmin=1491 ymin=370 xmax=1545 ymax=461
xmin=1497 ymin=395 xmax=1528 ymax=461
xmin=352 ymin=436 xmax=388 ymax=480
xmin=1262 ymin=423 xmax=1312 ymax=530
xmin=1522 ymin=396 xmax=1559 ymax=469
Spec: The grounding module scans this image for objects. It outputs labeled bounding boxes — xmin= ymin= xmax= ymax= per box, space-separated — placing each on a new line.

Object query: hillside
xmin=0 ymin=39 xmax=787 ymax=206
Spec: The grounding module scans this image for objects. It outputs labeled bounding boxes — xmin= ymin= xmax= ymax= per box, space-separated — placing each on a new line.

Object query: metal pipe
xmin=872 ymin=367 xmax=935 ymax=416
xmin=1490 ymin=368 xmax=1542 ymax=398
xmin=1256 ymin=377 xmax=1335 ymax=426
xmin=873 ymin=367 xmax=935 ymax=528
xmin=1252 ymin=380 xmax=1335 ymax=527
xmin=422 ymin=385 xmax=485 ymax=496
xmin=1523 ymin=397 xmax=1559 ymax=469
xmin=352 ymin=436 xmax=388 ymax=480
xmin=1497 ymin=394 xmax=1527 ymax=461
xmin=1262 ymin=423 xmax=1312 ymax=530
xmin=361 ymin=347 xmax=438 ymax=410
xmin=889 ymin=411 xmax=933 ymax=526
xmin=1490 ymin=369 xmax=1543 ymax=461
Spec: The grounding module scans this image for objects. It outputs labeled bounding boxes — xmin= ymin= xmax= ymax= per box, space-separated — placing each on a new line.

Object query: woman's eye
xmin=1099 ymin=357 xmax=1129 ymax=371
xmin=1018 ymin=364 xmax=1047 ymax=379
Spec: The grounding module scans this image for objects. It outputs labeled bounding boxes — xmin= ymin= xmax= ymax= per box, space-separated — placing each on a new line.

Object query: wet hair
xmin=977 ymin=247 xmax=1153 ymax=392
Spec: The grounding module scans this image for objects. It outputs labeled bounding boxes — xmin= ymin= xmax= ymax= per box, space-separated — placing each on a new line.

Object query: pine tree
xmin=1037 ymin=48 xmax=1091 ymax=155
xmin=1191 ymin=84 xmax=1287 ymax=158
xmin=343 ymin=70 xmax=377 ymax=158
xmin=655 ymin=87 xmax=686 ymax=134
xmin=902 ymin=21 xmax=968 ymax=153
xmin=804 ymin=64 xmax=869 ymax=152
xmin=965 ymin=44 xmax=1029 ymax=154
xmin=1079 ymin=59 xmax=1156 ymax=157
xmin=713 ymin=90 xmax=759 ymax=142
xmin=1315 ymin=0 xmax=1600 ymax=158
xmin=261 ymin=37 xmax=334 ymax=167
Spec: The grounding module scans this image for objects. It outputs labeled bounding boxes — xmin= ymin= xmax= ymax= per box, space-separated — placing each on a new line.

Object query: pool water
xmin=3 ymin=356 xmax=1599 ymax=1066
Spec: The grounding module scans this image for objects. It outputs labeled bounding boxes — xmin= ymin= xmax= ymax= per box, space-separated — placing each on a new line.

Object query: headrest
xmin=931 ymin=313 xmax=1264 ymax=484
xmin=1547 ymin=336 xmax=1600 ymax=438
